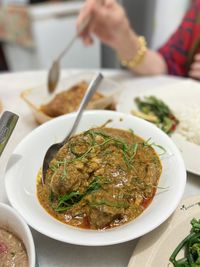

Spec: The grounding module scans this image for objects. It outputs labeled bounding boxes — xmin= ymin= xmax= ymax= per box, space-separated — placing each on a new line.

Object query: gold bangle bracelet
xmin=119 ymin=36 xmax=147 ymax=69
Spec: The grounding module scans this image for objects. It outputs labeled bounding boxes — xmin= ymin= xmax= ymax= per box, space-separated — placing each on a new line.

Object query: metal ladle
xmin=42 ymin=73 xmax=103 ymax=185
xmin=47 ymin=16 xmax=91 ymax=93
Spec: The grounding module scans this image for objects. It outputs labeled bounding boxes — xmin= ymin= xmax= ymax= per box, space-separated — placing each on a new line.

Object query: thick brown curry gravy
xmin=37 ymin=127 xmax=162 ymax=230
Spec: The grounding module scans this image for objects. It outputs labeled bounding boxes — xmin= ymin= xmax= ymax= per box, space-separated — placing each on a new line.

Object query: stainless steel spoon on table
xmin=47 ymin=16 xmax=91 ymax=94
xmin=0 ymin=111 xmax=19 ymax=157
xmin=42 ymin=72 xmax=104 ymax=185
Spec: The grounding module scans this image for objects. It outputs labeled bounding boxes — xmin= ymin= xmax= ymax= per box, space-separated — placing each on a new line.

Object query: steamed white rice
xmin=174 ymin=104 xmax=200 ymax=145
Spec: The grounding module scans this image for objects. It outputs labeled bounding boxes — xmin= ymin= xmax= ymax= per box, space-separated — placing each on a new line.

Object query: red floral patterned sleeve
xmin=158 ymin=0 xmax=200 ymax=77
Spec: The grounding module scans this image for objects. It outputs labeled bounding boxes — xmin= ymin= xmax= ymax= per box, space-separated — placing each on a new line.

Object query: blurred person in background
xmin=77 ymin=0 xmax=200 ymax=80
xmin=0 ymin=44 xmax=8 ymax=71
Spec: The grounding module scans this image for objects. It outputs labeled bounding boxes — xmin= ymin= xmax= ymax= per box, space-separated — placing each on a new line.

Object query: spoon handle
xmin=63 ymin=73 xmax=103 ymax=143
xmin=0 ymin=111 xmax=19 ymax=157
xmin=58 ymin=16 xmax=91 ymax=62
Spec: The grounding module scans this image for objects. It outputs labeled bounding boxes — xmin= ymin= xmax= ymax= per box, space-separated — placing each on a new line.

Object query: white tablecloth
xmin=1 ymin=70 xmax=200 ymax=267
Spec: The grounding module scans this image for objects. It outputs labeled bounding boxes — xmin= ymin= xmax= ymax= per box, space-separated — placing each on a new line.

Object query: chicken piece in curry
xmin=37 ymin=127 xmax=162 ymax=230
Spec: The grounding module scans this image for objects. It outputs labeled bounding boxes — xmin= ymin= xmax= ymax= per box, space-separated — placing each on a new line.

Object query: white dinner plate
xmin=117 ymin=79 xmax=200 ymax=175
xmin=128 ymin=194 xmax=200 ymax=267
xmin=5 ymin=110 xmax=186 ymax=246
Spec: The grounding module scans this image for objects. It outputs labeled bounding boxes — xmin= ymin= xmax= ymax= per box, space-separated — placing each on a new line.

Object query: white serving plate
xmin=128 ymin=195 xmax=200 ymax=267
xmin=117 ymin=79 xmax=200 ymax=175
xmin=5 ymin=110 xmax=186 ymax=246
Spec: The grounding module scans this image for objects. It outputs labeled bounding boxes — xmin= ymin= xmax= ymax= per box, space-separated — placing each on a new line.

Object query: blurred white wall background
xmin=1 ymin=1 xmax=101 ymax=71
xmin=0 ymin=0 xmax=191 ymax=70
xmin=151 ymin=0 xmax=190 ymax=49
xmin=0 ymin=0 xmax=27 ymax=4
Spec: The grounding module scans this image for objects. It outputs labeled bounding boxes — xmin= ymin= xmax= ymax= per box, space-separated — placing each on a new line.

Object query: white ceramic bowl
xmin=0 ymin=202 xmax=35 ymax=266
xmin=5 ymin=110 xmax=186 ymax=246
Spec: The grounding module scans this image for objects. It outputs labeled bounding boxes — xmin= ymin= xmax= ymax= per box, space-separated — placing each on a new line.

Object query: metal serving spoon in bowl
xmin=42 ymin=73 xmax=103 ymax=185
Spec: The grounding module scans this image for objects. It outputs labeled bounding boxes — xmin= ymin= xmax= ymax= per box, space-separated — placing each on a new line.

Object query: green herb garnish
xmin=133 ymin=96 xmax=179 ymax=135
xmin=49 ymin=190 xmax=55 ymax=203
xmin=143 ymin=137 xmax=166 ymax=155
xmin=53 ymin=176 xmax=109 ymax=212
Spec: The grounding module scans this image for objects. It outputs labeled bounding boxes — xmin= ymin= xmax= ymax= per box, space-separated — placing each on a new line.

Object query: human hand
xmin=77 ymin=0 xmax=138 ymax=57
xmin=189 ymin=54 xmax=200 ymax=80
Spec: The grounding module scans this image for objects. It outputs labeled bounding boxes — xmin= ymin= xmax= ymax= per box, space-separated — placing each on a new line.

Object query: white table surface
xmin=0 ymin=69 xmax=200 ymax=267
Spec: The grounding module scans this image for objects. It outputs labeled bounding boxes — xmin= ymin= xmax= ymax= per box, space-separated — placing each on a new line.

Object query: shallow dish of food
xmin=117 ymin=79 xmax=200 ymax=175
xmin=0 ymin=202 xmax=35 ymax=267
xmin=5 ymin=110 xmax=186 ymax=246
xmin=21 ymin=72 xmax=121 ymax=124
xmin=128 ymin=195 xmax=200 ymax=267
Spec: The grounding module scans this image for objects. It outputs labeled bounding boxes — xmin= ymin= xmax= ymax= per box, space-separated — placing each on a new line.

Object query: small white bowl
xmin=0 ymin=202 xmax=35 ymax=267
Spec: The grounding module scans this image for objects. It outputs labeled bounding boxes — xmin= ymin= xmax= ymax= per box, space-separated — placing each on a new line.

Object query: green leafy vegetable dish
xmin=170 ymin=218 xmax=200 ymax=266
xmin=132 ymin=96 xmax=179 ymax=135
xmin=37 ymin=127 xmax=162 ymax=230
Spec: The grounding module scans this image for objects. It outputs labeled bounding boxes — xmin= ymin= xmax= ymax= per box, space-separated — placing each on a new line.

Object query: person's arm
xmin=158 ymin=0 xmax=200 ymax=77
xmin=189 ymin=53 xmax=200 ymax=79
xmin=77 ymin=0 xmax=167 ymax=76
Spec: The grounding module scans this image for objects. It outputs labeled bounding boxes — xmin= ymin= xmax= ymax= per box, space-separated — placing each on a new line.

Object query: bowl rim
xmin=0 ymin=202 xmax=36 ymax=266
xmin=5 ymin=110 xmax=186 ymax=246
